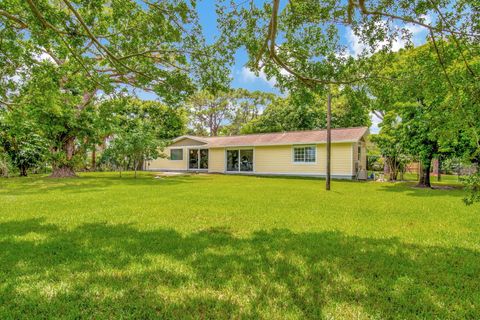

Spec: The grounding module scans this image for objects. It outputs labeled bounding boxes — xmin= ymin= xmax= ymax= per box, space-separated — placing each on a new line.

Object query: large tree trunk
xmin=417 ymin=158 xmax=432 ymax=188
xmin=50 ymin=137 xmax=77 ymax=178
xmin=19 ymin=165 xmax=27 ymax=177
xmin=50 ymin=165 xmax=76 ymax=178
xmin=386 ymin=157 xmax=398 ymax=181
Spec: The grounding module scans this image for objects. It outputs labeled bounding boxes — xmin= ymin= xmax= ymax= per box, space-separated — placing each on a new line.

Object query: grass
xmin=0 ymin=172 xmax=479 ymax=319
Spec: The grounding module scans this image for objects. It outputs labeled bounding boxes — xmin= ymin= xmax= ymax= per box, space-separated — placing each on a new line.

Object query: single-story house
xmin=147 ymin=127 xmax=369 ymax=179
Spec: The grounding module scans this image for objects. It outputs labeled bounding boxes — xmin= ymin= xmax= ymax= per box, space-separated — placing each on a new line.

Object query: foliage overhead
xmin=218 ymin=0 xmax=479 ymax=90
xmin=0 ymin=0 xmax=231 ymax=176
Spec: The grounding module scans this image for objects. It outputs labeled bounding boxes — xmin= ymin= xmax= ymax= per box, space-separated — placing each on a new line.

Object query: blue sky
xmin=197 ymin=1 xmax=282 ymax=94
xmin=143 ymin=1 xmax=431 ymax=133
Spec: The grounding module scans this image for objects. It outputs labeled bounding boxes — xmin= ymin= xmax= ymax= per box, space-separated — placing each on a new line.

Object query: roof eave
xmin=206 ymin=140 xmax=360 ymax=148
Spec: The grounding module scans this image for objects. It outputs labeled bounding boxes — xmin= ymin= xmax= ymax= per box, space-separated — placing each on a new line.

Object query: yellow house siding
xmin=147 ymin=142 xmax=357 ymax=177
xmin=147 ymin=147 xmax=187 ymax=170
xmin=254 ymin=143 xmax=354 ymax=176
xmin=208 ymin=148 xmax=225 ymax=173
xmin=352 ymin=143 xmax=358 ymax=173
xmin=330 ymin=143 xmax=354 ymax=175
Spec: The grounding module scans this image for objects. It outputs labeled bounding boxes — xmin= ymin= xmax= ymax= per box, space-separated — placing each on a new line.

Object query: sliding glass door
xmin=199 ymin=149 xmax=209 ymax=169
xmin=189 ymin=149 xmax=198 ymax=169
xmin=189 ymin=149 xmax=208 ymax=170
xmin=226 ymin=150 xmax=239 ymax=171
xmin=226 ymin=149 xmax=253 ymax=172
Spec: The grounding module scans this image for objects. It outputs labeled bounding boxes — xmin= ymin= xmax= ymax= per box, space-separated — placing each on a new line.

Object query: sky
xmin=149 ymin=1 xmax=431 ymax=133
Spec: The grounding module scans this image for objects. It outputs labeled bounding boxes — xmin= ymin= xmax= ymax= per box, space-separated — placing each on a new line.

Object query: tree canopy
xmin=0 ymin=0 xmax=231 ymax=176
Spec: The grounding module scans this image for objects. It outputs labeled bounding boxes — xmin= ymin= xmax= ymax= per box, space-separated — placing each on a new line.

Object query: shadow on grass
xmin=234 ymin=174 xmax=365 ymax=183
xmin=1 ymin=219 xmax=478 ymax=319
xmin=377 ymin=182 xmax=465 ymax=198
xmin=0 ymin=174 xmax=195 ymax=196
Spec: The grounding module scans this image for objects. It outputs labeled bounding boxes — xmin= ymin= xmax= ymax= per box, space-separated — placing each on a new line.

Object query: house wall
xmin=147 ymin=147 xmax=188 ymax=171
xmin=216 ymin=143 xmax=354 ymax=177
xmin=208 ymin=148 xmax=225 ymax=173
xmin=148 ymin=142 xmax=357 ymax=178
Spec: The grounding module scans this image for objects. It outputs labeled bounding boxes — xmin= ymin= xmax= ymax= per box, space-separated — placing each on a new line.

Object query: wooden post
xmin=326 ymin=91 xmax=332 ymax=191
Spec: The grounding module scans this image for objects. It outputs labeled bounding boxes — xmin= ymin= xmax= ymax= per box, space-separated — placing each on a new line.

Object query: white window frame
xmin=292 ymin=145 xmax=317 ymax=164
xmin=169 ymin=148 xmax=184 ymax=161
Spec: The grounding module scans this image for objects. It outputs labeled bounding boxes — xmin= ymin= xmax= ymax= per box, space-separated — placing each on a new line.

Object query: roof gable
xmin=170 ymin=136 xmax=208 ymax=147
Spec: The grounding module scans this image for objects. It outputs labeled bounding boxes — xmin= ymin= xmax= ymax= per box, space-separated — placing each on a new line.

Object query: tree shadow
xmin=378 ymin=182 xmax=466 ymax=198
xmin=0 ymin=219 xmax=478 ymax=318
xmin=0 ymin=174 xmax=194 ymax=196
xmin=236 ymin=174 xmax=363 ymax=183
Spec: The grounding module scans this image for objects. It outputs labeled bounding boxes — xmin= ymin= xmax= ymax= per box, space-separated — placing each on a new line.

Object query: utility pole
xmin=326 ymin=90 xmax=332 ymax=191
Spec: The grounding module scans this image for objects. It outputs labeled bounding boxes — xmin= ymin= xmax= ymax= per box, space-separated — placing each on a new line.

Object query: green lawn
xmin=0 ymin=172 xmax=479 ymax=319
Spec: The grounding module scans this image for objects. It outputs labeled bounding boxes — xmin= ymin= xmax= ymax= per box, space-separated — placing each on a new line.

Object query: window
xmin=170 ymin=148 xmax=183 ymax=160
xmin=293 ymin=146 xmax=316 ymax=163
xmin=358 ymin=145 xmax=361 ymax=161
xmin=227 ymin=149 xmax=254 ymax=172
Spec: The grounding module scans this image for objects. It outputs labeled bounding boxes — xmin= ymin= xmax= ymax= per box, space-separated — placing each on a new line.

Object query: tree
xmin=370 ymin=112 xmax=409 ymax=182
xmin=98 ymin=97 xmax=185 ymax=176
xmin=218 ymin=0 xmax=478 ymax=88
xmin=98 ymin=97 xmax=186 ymax=173
xmin=222 ymin=89 xmax=275 ymax=135
xmin=0 ymin=0 xmax=212 ymax=177
xmin=187 ymin=90 xmax=232 ymax=136
xmin=367 ymin=41 xmax=479 ymax=188
xmin=0 ymin=101 xmax=48 ymax=176
xmin=243 ymin=87 xmax=370 ymax=134
xmin=463 ymin=173 xmax=480 ymax=205
xmin=102 ymin=124 xmax=159 ymax=178
xmin=186 ymin=89 xmax=273 ymax=136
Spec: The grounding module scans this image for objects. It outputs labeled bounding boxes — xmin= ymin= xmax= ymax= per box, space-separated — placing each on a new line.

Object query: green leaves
xmin=462 ymin=173 xmax=480 ymax=205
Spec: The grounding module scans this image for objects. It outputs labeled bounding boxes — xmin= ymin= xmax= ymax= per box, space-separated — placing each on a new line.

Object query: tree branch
xmin=0 ymin=10 xmax=28 ymax=28
xmin=356 ymin=0 xmax=478 ymax=37
xmin=428 ymin=30 xmax=455 ymax=91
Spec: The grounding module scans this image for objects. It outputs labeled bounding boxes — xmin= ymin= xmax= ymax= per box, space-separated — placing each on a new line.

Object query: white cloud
xmin=240 ymin=67 xmax=277 ymax=87
xmin=33 ymin=52 xmax=56 ymax=64
xmin=348 ymin=16 xmax=430 ymax=57
xmin=369 ymin=112 xmax=382 ymax=134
